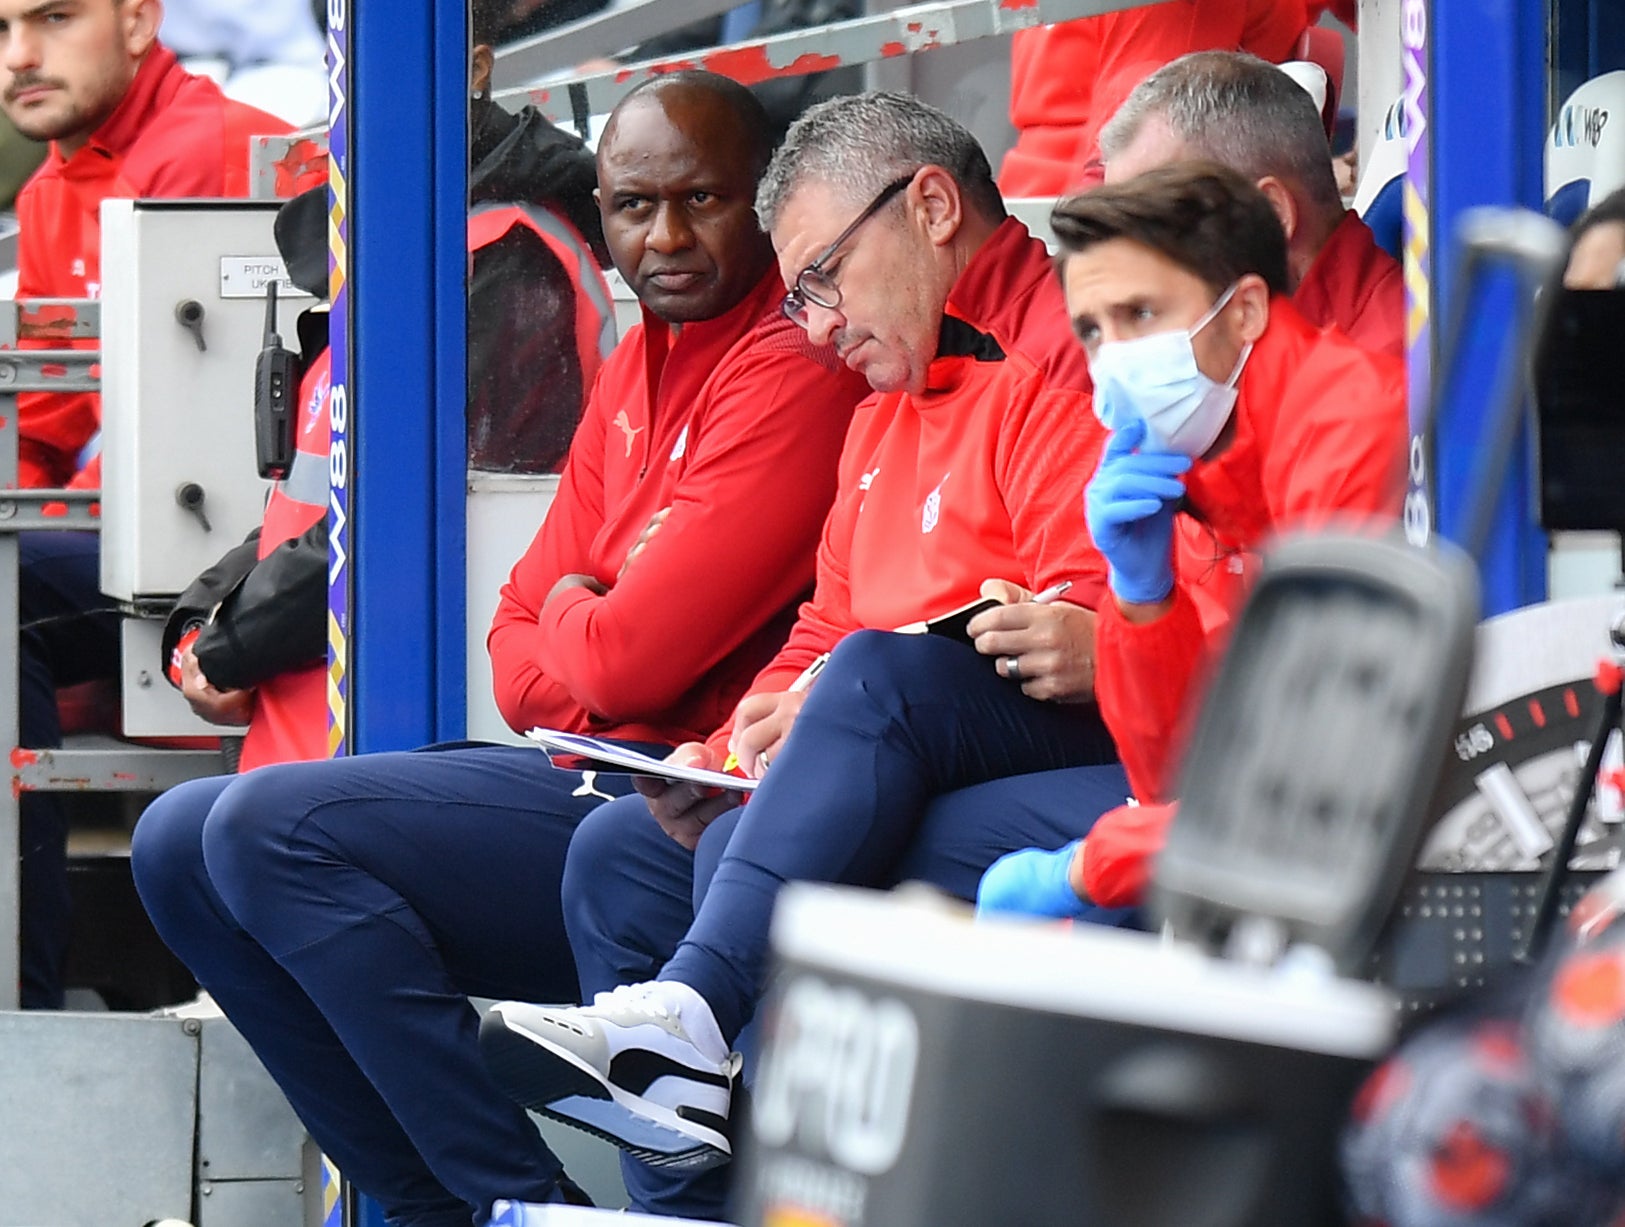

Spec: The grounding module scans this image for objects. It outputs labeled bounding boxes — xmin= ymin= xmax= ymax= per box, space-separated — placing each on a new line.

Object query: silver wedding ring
xmin=1005 ymin=656 xmax=1022 ymax=682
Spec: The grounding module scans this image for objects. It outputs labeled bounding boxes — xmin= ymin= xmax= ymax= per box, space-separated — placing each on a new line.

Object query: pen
xmin=1032 ymin=580 xmax=1073 ymax=605
xmin=788 ymin=651 xmax=831 ymax=694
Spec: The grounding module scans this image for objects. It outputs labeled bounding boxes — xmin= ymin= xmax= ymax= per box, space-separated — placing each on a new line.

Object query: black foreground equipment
xmin=1156 ymin=534 xmax=1481 ymax=975
xmin=737 ymin=532 xmax=1480 ymax=1227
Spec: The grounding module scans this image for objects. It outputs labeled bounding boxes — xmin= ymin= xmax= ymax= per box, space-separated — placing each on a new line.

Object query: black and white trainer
xmin=481 ymin=983 xmax=740 ymax=1171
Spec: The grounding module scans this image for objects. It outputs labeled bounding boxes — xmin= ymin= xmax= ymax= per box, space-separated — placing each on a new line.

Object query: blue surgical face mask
xmin=1088 ymin=282 xmax=1253 ymax=458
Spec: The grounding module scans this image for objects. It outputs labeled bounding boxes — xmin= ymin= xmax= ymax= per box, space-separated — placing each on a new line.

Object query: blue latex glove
xmin=1084 ymin=418 xmax=1192 ymax=605
xmin=976 ymin=840 xmax=1089 ymax=919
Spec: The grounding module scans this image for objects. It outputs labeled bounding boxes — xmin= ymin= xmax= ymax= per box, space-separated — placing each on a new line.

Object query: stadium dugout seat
xmin=1546 ymin=70 xmax=1625 ymax=226
xmin=1291 ymin=23 xmax=1346 ymax=143
xmin=1354 ymin=95 xmax=1408 ymax=264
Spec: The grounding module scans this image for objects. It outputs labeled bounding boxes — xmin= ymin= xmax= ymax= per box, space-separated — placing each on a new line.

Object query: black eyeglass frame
xmin=780 ymin=172 xmax=917 ymax=324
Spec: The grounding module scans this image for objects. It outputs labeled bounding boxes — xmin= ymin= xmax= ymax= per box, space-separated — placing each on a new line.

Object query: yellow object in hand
xmin=723 ymin=752 xmax=740 ymax=773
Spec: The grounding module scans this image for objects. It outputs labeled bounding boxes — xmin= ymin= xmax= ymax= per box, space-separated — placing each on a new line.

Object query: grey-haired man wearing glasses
xmin=483 ymin=90 xmax=1127 ymax=1218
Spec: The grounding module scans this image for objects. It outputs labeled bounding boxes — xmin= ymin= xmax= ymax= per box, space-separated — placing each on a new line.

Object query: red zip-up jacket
xmin=1293 ymin=212 xmax=1405 ymax=360
xmin=999 ymin=0 xmax=1309 ymax=197
xmin=1081 ymin=298 xmax=1406 ymax=907
xmin=239 ymin=347 xmax=331 ymax=771
xmin=706 ymin=219 xmax=1108 ymax=751
xmin=488 ymin=266 xmax=868 ymax=747
xmin=15 ymin=44 xmax=290 ymax=488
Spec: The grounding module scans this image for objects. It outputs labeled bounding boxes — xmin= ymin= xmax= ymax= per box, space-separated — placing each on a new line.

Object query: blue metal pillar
xmin=337 ymin=0 xmax=469 ymax=755
xmin=1426 ymin=0 xmax=1550 ymax=614
xmin=322 ymin=0 xmax=470 ymax=1219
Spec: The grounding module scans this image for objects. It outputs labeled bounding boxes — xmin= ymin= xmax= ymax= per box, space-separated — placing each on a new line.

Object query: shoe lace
xmin=591 ymin=981 xmax=673 ymax=1022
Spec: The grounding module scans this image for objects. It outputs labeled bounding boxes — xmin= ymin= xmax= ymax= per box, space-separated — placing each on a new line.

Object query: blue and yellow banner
xmin=325 ymin=0 xmax=351 ymax=760
xmin=1402 ymin=0 xmax=1432 ymax=547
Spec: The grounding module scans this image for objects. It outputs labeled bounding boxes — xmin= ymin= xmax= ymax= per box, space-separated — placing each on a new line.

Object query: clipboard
xmin=526 ymin=728 xmax=758 ymax=792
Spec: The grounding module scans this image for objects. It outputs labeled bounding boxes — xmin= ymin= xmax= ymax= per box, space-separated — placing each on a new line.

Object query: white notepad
xmin=527 ymin=728 xmax=758 ymax=792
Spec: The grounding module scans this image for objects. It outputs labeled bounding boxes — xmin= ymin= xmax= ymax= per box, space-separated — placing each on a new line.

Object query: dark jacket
xmin=468 ymin=100 xmax=607 ymax=473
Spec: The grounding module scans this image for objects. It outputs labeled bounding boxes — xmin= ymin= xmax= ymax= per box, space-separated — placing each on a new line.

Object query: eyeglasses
xmin=781 ymin=173 xmax=916 ymax=325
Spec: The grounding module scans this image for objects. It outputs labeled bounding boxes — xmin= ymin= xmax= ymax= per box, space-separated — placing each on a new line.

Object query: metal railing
xmin=0 ymin=298 xmax=228 ymax=1010
xmin=493 ymin=0 xmax=1167 ymax=125
xmin=492 ymin=0 xmax=744 ymax=89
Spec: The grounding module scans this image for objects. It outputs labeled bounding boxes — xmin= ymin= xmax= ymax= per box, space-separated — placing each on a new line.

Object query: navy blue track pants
xmin=131 ymin=741 xmax=661 ymax=1227
xmin=663 ymin=630 xmax=1119 ymax=1040
xmin=18 ymin=530 xmax=120 ymax=1008
xmin=562 ymin=629 xmax=1131 ymax=1215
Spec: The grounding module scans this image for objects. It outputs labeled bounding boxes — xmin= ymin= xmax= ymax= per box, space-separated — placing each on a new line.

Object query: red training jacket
xmin=1000 ymin=0 xmax=1310 ymax=197
xmin=15 ymin=43 xmax=290 ymax=488
xmin=238 ymin=347 xmax=332 ymax=772
xmin=1082 ymin=297 xmax=1407 ymax=907
xmin=706 ymin=219 xmax=1108 ymax=752
xmin=1293 ymin=212 xmax=1406 ymax=360
xmin=488 ymin=266 xmax=869 ymax=746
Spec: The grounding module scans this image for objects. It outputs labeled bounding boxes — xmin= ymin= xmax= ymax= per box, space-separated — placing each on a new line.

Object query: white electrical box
xmin=119 ymin=618 xmax=226 ymax=736
xmin=99 ymin=199 xmax=311 ymax=602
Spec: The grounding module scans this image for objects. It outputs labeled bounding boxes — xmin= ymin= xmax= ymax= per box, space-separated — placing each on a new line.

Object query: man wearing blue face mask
xmin=978 ymin=160 xmax=1407 ymax=918
xmin=1088 ymin=278 xmax=1253 ymax=459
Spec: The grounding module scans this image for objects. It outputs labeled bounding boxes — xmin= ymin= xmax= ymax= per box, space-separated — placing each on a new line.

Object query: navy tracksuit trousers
xmin=562 ymin=629 xmax=1133 ymax=1216
xmin=18 ymin=531 xmax=121 ymax=1008
xmin=130 ymin=741 xmax=663 ymax=1227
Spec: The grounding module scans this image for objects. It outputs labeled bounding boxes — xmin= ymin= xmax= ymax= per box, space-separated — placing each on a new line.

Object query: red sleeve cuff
xmin=1095 ymin=585 xmax=1205 ymax=803
xmin=1081 ymin=801 xmax=1179 ymax=909
xmin=168 ymin=625 xmax=202 ymax=688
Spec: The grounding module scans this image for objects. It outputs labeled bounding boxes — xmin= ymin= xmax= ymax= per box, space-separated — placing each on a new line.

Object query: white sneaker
xmin=481 ymin=983 xmax=740 ymax=1170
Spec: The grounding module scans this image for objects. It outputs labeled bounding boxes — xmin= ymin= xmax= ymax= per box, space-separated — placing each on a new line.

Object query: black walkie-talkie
xmin=253 ymin=279 xmax=300 ymax=480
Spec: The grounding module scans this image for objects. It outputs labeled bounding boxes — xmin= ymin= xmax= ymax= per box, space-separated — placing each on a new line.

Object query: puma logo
xmin=613 ymin=410 xmax=643 ymax=458
xmin=572 ymin=770 xmax=615 ymax=803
